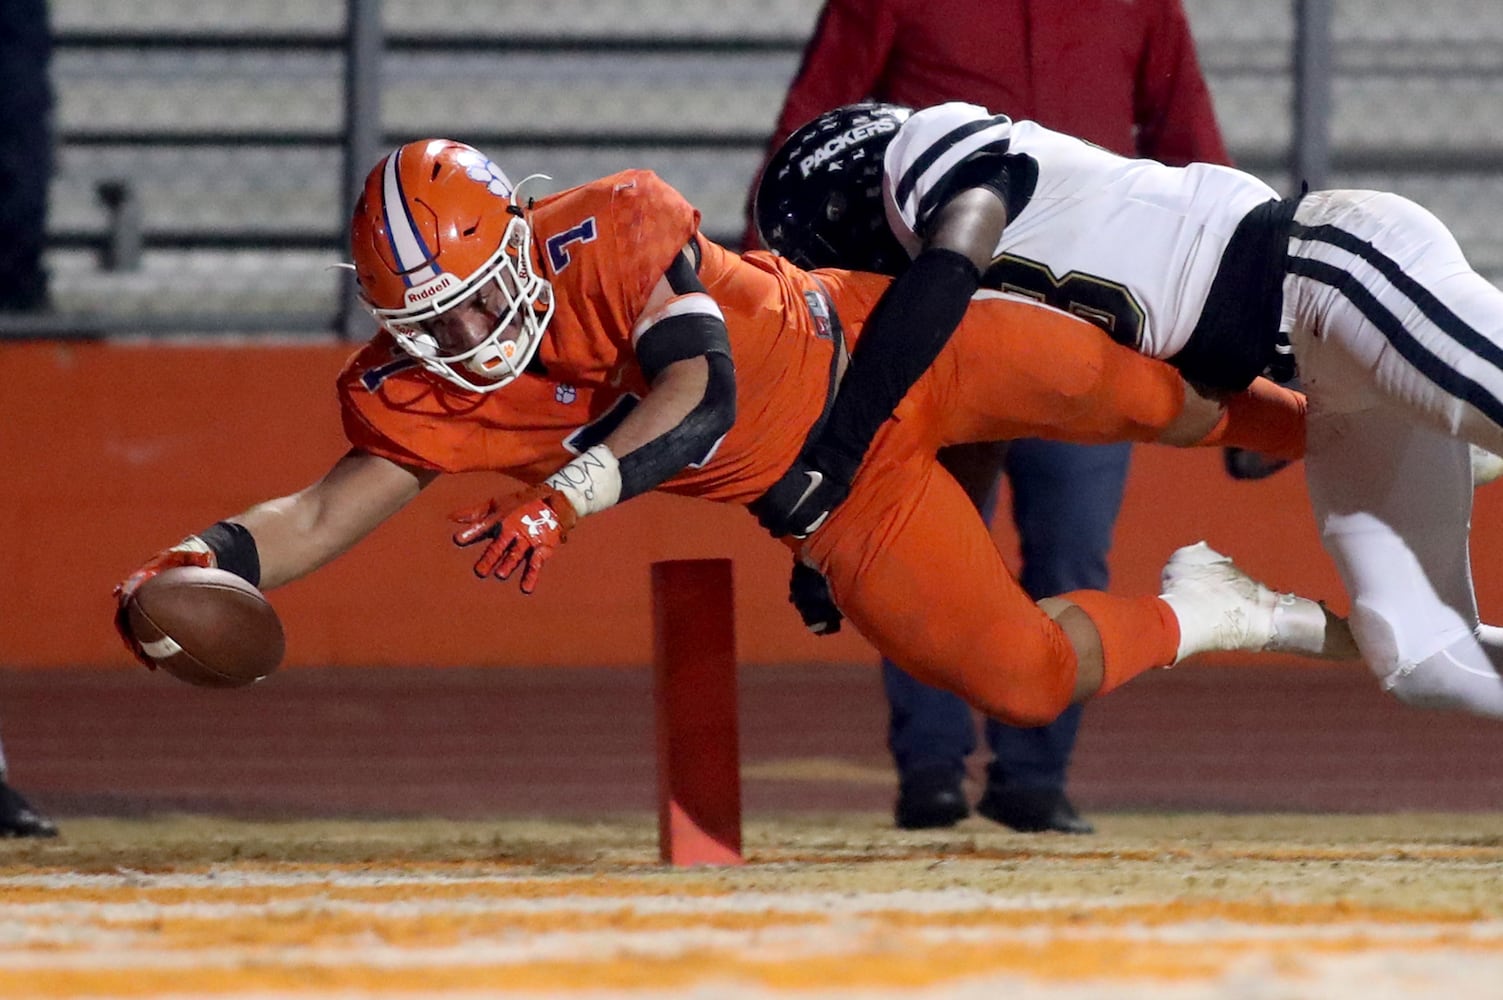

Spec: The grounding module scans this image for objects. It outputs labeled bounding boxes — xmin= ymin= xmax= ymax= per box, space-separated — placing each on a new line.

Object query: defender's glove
xmin=789 ymin=560 xmax=842 ymax=636
xmin=451 ymin=484 xmax=579 ymax=594
xmin=112 ymin=537 xmax=216 ymax=669
xmin=754 ymin=448 xmax=860 ymax=539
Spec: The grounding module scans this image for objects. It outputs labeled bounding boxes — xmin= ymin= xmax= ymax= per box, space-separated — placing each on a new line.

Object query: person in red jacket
xmin=745 ymin=0 xmax=1238 ymax=834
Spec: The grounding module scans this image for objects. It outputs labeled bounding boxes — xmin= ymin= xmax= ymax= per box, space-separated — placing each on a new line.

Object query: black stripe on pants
xmin=1287 ymin=224 xmax=1503 ymax=428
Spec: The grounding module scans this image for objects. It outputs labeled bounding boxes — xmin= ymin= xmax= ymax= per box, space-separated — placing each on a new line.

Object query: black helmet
xmin=753 ymin=101 xmax=913 ymax=275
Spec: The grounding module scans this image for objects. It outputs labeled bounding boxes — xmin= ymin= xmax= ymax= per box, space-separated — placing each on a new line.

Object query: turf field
xmin=4 ymin=813 xmax=1503 ymax=998
xmin=5 ymin=665 xmax=1502 ymax=997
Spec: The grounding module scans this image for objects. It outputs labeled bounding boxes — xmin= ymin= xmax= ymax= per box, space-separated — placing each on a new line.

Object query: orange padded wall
xmin=4 ymin=341 xmax=1499 ymax=670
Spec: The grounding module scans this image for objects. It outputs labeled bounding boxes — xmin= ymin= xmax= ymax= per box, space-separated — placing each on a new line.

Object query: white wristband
xmin=544 ymin=444 xmax=622 ymax=519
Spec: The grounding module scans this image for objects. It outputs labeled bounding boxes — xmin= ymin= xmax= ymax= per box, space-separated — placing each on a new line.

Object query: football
xmin=125 ymin=566 xmax=285 ymax=688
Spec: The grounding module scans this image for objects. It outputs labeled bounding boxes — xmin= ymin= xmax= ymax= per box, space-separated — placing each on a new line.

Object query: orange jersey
xmin=339 ymin=168 xmax=1213 ymax=509
xmin=339 ymin=170 xmax=863 ymax=503
xmin=335 ymin=169 xmax=1310 ymax=731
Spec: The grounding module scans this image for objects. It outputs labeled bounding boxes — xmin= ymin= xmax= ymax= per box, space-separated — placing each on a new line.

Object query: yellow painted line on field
xmin=3 ymin=934 xmax=1502 ymax=997
xmin=106 ymin=908 xmax=830 ymax=950
xmin=7 ymin=889 xmax=1499 ymax=964
xmin=19 ymin=897 xmax=1483 ymax=946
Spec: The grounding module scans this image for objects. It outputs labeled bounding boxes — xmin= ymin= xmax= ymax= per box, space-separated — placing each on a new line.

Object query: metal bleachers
xmin=44 ymin=0 xmax=822 ymax=326
xmin=38 ymin=0 xmax=1503 ymax=330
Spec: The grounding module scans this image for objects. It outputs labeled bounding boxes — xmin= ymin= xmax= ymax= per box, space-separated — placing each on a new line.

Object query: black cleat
xmin=976 ymin=786 xmax=1093 ymax=835
xmin=0 ymin=781 xmax=58 ymax=838
xmin=894 ymin=768 xmax=970 ymax=830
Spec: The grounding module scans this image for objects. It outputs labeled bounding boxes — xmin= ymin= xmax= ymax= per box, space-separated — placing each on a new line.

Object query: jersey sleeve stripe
xmin=892 ymin=115 xmax=1013 ymax=223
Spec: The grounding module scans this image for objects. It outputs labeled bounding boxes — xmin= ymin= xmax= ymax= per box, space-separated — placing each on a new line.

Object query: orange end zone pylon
xmin=651 ymin=558 xmax=743 ymax=866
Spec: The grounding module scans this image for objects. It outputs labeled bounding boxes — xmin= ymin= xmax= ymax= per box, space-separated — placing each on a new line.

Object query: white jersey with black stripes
xmin=882 ymin=102 xmax=1278 ymax=358
xmin=885 ymin=101 xmax=1503 ymax=723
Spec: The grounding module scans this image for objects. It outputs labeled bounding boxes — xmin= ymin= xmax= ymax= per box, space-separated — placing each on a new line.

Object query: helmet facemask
xmin=351 ymin=140 xmax=557 ymax=394
xmin=367 ymin=208 xmax=555 ymax=394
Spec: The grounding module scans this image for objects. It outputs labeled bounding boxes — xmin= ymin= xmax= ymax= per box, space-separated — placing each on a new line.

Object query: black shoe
xmin=0 ymin=781 xmax=58 ymax=838
xmin=975 ymin=785 xmax=1093 ymax=834
xmin=894 ymin=768 xmax=970 ymax=830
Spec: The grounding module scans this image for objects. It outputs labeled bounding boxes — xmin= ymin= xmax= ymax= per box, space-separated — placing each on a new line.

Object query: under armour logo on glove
xmin=451 ymin=484 xmax=578 ymax=594
xmin=520 ymin=510 xmax=559 ymax=538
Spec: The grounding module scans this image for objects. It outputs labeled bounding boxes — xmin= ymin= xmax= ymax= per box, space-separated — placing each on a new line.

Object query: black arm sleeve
xmin=617 ymin=351 xmax=736 ymax=500
xmin=636 ymin=312 xmax=729 ymax=381
xmin=805 ymin=246 xmax=980 ymax=481
xmin=617 ymin=244 xmax=736 ymax=498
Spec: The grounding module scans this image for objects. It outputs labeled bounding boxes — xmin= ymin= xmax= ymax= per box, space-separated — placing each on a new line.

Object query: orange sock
xmin=1195 ymin=377 xmax=1307 ymax=461
xmin=1061 ymin=590 xmax=1180 ymax=697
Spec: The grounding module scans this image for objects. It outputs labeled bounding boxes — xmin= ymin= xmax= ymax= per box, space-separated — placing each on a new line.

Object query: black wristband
xmin=198 ymin=520 xmax=262 ymax=587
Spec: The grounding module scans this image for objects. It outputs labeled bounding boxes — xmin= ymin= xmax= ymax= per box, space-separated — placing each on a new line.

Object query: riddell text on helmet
xmin=403 ymin=271 xmax=461 ymax=308
xmin=799 ymin=119 xmax=900 ymax=178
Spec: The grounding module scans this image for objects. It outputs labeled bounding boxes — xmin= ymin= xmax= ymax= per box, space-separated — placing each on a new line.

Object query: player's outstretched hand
xmin=451 ymin=485 xmax=578 ymax=594
xmin=112 ymin=538 xmax=216 ymax=669
xmin=788 ymin=560 xmax=842 ymax=635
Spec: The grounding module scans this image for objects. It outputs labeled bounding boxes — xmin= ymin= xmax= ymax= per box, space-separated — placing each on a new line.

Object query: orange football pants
xmin=799 ymin=284 xmax=1193 ymax=726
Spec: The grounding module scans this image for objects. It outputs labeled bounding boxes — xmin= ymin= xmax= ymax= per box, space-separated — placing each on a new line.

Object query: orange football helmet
xmin=349 ymin=139 xmax=555 ymax=393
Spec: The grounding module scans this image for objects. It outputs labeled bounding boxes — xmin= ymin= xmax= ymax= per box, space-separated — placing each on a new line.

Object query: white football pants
xmin=1285 ymin=189 xmax=1503 ymax=717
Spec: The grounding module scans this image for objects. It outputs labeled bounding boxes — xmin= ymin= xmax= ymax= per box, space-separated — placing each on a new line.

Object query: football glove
xmin=451 ymin=484 xmax=578 ymax=594
xmin=753 ymin=448 xmax=860 ymax=539
xmin=112 ymin=537 xmax=216 ymax=669
xmin=788 ymin=560 xmax=842 ymax=636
